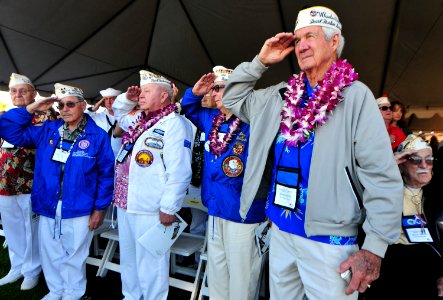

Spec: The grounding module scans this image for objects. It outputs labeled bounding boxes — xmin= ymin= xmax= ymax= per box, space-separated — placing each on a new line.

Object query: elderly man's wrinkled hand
xmin=192 ymin=73 xmax=216 ymax=97
xmin=26 ymin=97 xmax=58 ymax=114
xmin=394 ymin=149 xmax=416 ymax=165
xmin=338 ymin=249 xmax=382 ymax=295
xmin=258 ymin=32 xmax=295 ymax=66
xmin=88 ymin=210 xmax=105 ymax=231
xmin=126 ymin=86 xmax=141 ymax=102
xmin=159 ymin=211 xmax=177 ymax=226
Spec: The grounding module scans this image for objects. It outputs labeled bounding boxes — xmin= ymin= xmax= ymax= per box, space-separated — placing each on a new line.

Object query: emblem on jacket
xmin=232 ymin=142 xmax=245 ymax=155
xmin=78 ymin=140 xmax=90 ymax=150
xmin=222 ymin=156 xmax=244 ymax=177
xmin=236 ymin=132 xmax=247 ymax=142
xmin=144 ymin=137 xmax=164 ymax=149
xmin=135 ymin=150 xmax=154 ymax=167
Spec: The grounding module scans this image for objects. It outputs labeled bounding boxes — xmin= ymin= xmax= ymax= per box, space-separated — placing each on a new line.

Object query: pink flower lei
xmin=209 ymin=112 xmax=242 ymax=156
xmin=122 ymin=103 xmax=178 ymax=145
xmin=280 ymin=58 xmax=358 ymax=147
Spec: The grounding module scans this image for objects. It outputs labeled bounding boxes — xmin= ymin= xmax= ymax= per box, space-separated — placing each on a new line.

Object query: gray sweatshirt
xmin=222 ymin=56 xmax=403 ymax=258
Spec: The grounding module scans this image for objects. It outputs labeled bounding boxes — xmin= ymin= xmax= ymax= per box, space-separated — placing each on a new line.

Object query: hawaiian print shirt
xmin=0 ymin=109 xmax=58 ymax=195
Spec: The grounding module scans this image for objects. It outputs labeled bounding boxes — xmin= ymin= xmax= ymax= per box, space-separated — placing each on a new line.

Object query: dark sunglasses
xmin=58 ymin=101 xmax=82 ymax=110
xmin=407 ymin=156 xmax=434 ymax=166
xmin=211 ymin=85 xmax=226 ymax=93
xmin=379 ymin=106 xmax=393 ymax=111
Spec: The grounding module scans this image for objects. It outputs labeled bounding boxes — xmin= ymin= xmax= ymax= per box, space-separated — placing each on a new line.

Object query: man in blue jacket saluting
xmin=0 ymin=83 xmax=115 ymax=300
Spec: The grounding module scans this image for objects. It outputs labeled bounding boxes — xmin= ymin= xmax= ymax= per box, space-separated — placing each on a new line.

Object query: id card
xmin=402 ymin=214 xmax=433 ymax=243
xmin=116 ymin=143 xmax=134 ymax=163
xmin=405 ymin=228 xmax=433 ymax=243
xmin=274 ymin=183 xmax=298 ymax=210
xmin=272 ymin=166 xmax=301 ymax=211
xmin=52 ymin=148 xmax=70 ymax=163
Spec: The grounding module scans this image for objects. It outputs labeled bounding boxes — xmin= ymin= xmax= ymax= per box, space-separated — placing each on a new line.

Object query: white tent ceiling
xmin=1 ymin=0 xmax=442 ymax=108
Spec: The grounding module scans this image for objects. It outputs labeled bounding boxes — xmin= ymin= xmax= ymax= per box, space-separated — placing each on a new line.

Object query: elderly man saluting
xmin=0 ymin=73 xmax=57 ymax=290
xmin=223 ymin=6 xmax=403 ymax=299
xmin=0 ymin=83 xmax=115 ymax=300
xmin=112 ymin=71 xmax=193 ymax=300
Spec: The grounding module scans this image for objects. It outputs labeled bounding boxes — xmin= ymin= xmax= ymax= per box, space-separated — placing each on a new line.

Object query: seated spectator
xmin=376 ymin=95 xmax=406 ymax=150
xmin=364 ymin=134 xmax=443 ymax=299
xmin=390 ymin=100 xmax=412 ymax=135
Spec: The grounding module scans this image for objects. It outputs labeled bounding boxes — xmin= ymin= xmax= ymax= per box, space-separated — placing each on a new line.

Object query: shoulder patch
xmin=184 ymin=139 xmax=191 ymax=149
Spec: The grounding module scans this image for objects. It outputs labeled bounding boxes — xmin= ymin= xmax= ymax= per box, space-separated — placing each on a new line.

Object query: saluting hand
xmin=26 ymin=96 xmax=58 ymax=114
xmin=258 ymin=32 xmax=295 ymax=66
xmin=192 ymin=73 xmax=217 ymax=97
xmin=126 ymin=86 xmax=141 ymax=102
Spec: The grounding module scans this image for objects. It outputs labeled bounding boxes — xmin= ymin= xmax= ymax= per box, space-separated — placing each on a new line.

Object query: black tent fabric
xmin=1 ymin=0 xmax=443 ymax=107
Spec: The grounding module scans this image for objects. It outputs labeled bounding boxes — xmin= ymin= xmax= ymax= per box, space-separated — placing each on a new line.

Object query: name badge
xmin=52 ymin=148 xmax=70 ymax=163
xmin=200 ymin=132 xmax=205 ymax=141
xmin=274 ymin=183 xmax=298 ymax=210
xmin=402 ymin=214 xmax=434 ymax=243
xmin=1 ymin=140 xmax=14 ymax=148
xmin=272 ymin=166 xmax=301 ymax=211
xmin=116 ymin=143 xmax=134 ymax=163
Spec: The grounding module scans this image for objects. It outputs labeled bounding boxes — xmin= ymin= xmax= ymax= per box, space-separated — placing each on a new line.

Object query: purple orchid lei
xmin=280 ymin=58 xmax=358 ymax=147
xmin=122 ymin=103 xmax=178 ymax=145
xmin=209 ymin=112 xmax=241 ymax=156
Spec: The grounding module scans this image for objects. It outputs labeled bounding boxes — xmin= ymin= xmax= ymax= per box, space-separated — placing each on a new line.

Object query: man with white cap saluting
xmin=0 ymin=73 xmax=57 ymax=291
xmin=0 ymin=83 xmax=114 ymax=300
xmin=181 ymin=66 xmax=266 ymax=300
xmin=223 ymin=5 xmax=403 ymax=299
xmin=112 ymin=70 xmax=193 ymax=300
xmin=85 ymin=87 xmax=122 ymax=157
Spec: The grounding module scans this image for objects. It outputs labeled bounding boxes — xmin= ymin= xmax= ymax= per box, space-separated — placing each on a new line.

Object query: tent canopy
xmin=1 ymin=0 xmax=442 ymax=107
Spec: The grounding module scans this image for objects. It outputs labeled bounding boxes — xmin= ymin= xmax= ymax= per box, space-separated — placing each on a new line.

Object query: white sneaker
xmin=20 ymin=275 xmax=39 ymax=290
xmin=0 ymin=270 xmax=23 ymax=286
xmin=41 ymin=292 xmax=62 ymax=300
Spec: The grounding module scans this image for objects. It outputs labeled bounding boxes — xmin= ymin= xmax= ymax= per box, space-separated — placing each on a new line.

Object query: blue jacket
xmin=181 ymin=88 xmax=265 ymax=224
xmin=0 ymin=107 xmax=115 ymax=219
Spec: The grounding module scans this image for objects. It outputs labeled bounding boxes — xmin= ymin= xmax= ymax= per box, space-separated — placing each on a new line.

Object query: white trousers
xmin=117 ymin=208 xmax=169 ymax=300
xmin=39 ymin=201 xmax=93 ymax=300
xmin=269 ymin=224 xmax=359 ymax=300
xmin=207 ymin=216 xmax=262 ymax=300
xmin=0 ymin=194 xmax=41 ymax=277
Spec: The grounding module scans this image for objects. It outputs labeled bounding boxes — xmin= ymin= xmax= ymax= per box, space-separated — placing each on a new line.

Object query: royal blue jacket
xmin=0 ymin=107 xmax=115 ymax=219
xmin=181 ymin=88 xmax=266 ymax=224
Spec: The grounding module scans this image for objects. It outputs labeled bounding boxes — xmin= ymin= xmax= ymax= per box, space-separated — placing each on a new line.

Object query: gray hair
xmin=322 ymin=27 xmax=345 ymax=58
xmin=156 ymin=84 xmax=173 ymax=101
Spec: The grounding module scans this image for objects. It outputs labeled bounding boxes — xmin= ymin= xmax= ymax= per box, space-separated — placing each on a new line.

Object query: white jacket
xmin=113 ymin=94 xmax=193 ymax=215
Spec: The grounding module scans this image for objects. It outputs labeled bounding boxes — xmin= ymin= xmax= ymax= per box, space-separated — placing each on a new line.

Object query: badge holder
xmin=402 ymin=214 xmax=433 ymax=243
xmin=116 ymin=143 xmax=134 ymax=163
xmin=272 ymin=166 xmax=301 ymax=211
xmin=51 ymin=139 xmax=74 ymax=164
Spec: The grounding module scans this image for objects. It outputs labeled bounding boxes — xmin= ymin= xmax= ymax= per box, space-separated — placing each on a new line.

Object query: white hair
xmin=322 ymin=27 xmax=345 ymax=58
xmin=156 ymin=84 xmax=173 ymax=101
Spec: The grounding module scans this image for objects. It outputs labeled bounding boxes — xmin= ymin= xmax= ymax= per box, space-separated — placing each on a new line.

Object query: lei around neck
xmin=122 ymin=103 xmax=178 ymax=145
xmin=280 ymin=58 xmax=358 ymax=147
xmin=209 ymin=112 xmax=241 ymax=156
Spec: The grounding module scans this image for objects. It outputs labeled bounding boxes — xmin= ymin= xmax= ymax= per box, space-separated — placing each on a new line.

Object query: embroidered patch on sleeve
xmin=184 ymin=139 xmax=191 ymax=149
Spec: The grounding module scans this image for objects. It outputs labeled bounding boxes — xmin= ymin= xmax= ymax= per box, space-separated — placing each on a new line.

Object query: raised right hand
xmin=258 ymin=32 xmax=295 ymax=66
xmin=26 ymin=97 xmax=58 ymax=114
xmin=126 ymin=86 xmax=141 ymax=102
xmin=192 ymin=73 xmax=216 ymax=96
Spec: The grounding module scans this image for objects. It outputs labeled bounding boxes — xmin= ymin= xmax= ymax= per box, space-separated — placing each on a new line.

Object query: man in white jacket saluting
xmin=112 ymin=70 xmax=193 ymax=300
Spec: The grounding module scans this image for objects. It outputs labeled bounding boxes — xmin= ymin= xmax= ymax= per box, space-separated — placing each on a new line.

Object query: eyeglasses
xmin=57 ymin=101 xmax=82 ymax=110
xmin=407 ymin=156 xmax=434 ymax=166
xmin=211 ymin=85 xmax=226 ymax=93
xmin=9 ymin=88 xmax=32 ymax=95
xmin=379 ymin=106 xmax=393 ymax=111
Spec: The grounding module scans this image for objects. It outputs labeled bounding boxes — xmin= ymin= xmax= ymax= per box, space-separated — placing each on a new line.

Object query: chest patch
xmin=78 ymin=139 xmax=90 ymax=150
xmin=222 ymin=156 xmax=244 ymax=177
xmin=135 ymin=150 xmax=154 ymax=167
xmin=144 ymin=137 xmax=163 ymax=149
